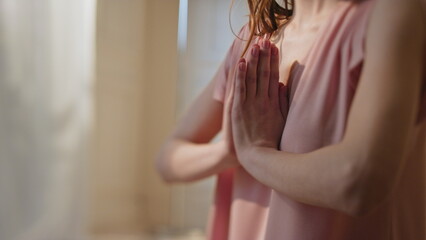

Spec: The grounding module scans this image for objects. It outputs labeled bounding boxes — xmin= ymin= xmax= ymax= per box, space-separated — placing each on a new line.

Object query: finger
xmin=246 ymin=44 xmax=259 ymax=99
xmin=226 ymin=89 xmax=233 ymax=143
xmin=233 ymin=58 xmax=247 ymax=106
xmin=229 ymin=75 xmax=236 ymax=122
xmin=269 ymin=44 xmax=280 ymax=101
xmin=279 ymin=83 xmax=289 ymax=119
xmin=226 ymin=78 xmax=235 ymax=123
xmin=257 ymin=38 xmax=271 ymax=97
xmin=226 ymin=81 xmax=234 ymax=125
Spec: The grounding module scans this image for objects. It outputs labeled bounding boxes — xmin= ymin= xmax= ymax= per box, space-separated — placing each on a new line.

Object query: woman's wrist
xmin=214 ymin=140 xmax=239 ymax=170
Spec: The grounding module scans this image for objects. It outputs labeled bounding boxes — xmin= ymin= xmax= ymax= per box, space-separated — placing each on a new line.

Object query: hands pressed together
xmin=223 ymin=38 xmax=290 ymax=166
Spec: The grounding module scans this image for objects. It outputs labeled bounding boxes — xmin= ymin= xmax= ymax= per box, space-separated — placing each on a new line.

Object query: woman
xmin=156 ymin=0 xmax=426 ymax=239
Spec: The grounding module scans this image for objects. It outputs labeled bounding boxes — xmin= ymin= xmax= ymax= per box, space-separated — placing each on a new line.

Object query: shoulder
xmin=230 ymin=23 xmax=251 ymax=52
xmin=346 ymin=0 xmax=425 ymax=67
xmin=365 ymin=0 xmax=425 ymax=50
xmin=367 ymin=0 xmax=425 ymax=33
xmin=348 ymin=0 xmax=425 ymax=34
xmin=237 ymin=23 xmax=251 ymax=38
xmin=224 ymin=23 xmax=252 ymax=64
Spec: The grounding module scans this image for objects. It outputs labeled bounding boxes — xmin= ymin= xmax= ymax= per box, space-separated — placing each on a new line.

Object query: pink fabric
xmin=208 ymin=0 xmax=426 ymax=239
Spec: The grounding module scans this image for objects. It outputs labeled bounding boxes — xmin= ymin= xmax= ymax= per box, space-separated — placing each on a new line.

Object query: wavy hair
xmin=231 ymin=0 xmax=294 ymax=57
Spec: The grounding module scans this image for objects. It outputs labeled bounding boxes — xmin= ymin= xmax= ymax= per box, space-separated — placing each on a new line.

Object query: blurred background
xmin=0 ymin=0 xmax=247 ymax=239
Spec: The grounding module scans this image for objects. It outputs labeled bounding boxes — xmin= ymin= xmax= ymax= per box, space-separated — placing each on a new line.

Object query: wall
xmin=91 ymin=0 xmax=178 ymax=237
xmin=92 ymin=0 xmax=247 ymax=238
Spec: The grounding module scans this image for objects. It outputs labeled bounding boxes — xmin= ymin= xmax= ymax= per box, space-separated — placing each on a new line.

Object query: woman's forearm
xmin=239 ymin=142 xmax=364 ymax=216
xmin=240 ymin=0 xmax=426 ymax=217
xmin=156 ymin=138 xmax=237 ymax=183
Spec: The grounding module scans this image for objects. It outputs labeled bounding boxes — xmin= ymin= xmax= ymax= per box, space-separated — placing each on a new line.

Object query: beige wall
xmin=142 ymin=0 xmax=180 ymax=232
xmin=91 ymin=0 xmax=179 ymax=236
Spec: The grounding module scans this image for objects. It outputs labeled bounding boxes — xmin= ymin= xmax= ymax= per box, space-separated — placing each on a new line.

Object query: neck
xmin=289 ymin=0 xmax=340 ymax=29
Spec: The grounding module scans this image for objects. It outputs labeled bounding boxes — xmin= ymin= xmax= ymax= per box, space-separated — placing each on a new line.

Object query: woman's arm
xmin=156 ymin=24 xmax=250 ymax=183
xmin=232 ymin=0 xmax=425 ymax=216
xmin=155 ymin=78 xmax=238 ymax=183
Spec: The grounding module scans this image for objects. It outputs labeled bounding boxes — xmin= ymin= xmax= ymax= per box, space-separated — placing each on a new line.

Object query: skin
xmin=277 ymin=0 xmax=343 ymax=84
xmin=232 ymin=0 xmax=425 ymax=216
xmin=155 ymin=0 xmax=338 ymax=183
xmin=155 ymin=77 xmax=238 ymax=182
xmin=156 ymin=0 xmax=425 ymax=217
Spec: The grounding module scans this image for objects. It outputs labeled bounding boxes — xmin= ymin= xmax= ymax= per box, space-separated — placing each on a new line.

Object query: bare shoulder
xmin=367 ymin=0 xmax=425 ymax=38
xmin=363 ymin=0 xmax=425 ymax=69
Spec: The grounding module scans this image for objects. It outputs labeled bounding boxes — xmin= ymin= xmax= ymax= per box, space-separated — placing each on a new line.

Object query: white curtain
xmin=0 ymin=0 xmax=96 ymax=239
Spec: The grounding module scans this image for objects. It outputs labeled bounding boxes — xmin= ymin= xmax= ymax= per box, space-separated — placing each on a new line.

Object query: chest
xmin=273 ymin=28 xmax=321 ymax=86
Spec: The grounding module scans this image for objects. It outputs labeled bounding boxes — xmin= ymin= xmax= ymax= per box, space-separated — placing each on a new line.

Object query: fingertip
xmin=238 ymin=61 xmax=246 ymax=71
xmin=272 ymin=44 xmax=279 ymax=56
xmin=238 ymin=58 xmax=246 ymax=69
xmin=251 ymin=44 xmax=260 ymax=57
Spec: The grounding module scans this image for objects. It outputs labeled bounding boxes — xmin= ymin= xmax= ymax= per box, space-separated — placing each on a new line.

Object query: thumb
xmin=224 ymin=87 xmax=234 ymax=139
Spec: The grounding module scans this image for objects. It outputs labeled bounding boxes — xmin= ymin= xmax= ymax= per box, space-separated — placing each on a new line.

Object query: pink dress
xmin=209 ymin=0 xmax=426 ymax=239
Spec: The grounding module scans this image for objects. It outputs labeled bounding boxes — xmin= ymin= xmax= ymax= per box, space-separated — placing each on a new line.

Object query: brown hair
xmin=231 ymin=0 xmax=294 ymax=57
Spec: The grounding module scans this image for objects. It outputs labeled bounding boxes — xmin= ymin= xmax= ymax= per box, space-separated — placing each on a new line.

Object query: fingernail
xmin=263 ymin=39 xmax=270 ymax=49
xmin=239 ymin=62 xmax=246 ymax=71
xmin=251 ymin=46 xmax=259 ymax=57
